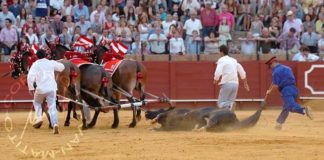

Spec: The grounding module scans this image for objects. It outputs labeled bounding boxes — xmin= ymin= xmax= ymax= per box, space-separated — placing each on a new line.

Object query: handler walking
xmin=27 ymin=49 xmax=65 ymax=134
xmin=214 ymin=45 xmax=250 ymax=111
xmin=265 ymin=56 xmax=313 ymax=130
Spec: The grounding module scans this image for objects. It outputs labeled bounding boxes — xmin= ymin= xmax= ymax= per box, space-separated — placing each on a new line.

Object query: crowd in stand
xmin=0 ymin=0 xmax=323 ymax=61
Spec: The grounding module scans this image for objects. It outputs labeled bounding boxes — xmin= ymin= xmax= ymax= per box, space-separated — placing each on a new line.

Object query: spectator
xmin=162 ymin=14 xmax=176 ymax=36
xmin=85 ymin=28 xmax=95 ymax=40
xmin=200 ymin=1 xmax=218 ymax=37
xmin=183 ymin=10 xmax=202 ymax=50
xmin=112 ymin=6 xmax=121 ymax=23
xmin=26 ymin=27 xmax=39 ymax=45
xmin=90 ymin=4 xmax=105 ymax=25
xmin=283 ymin=11 xmax=303 ymax=36
xmin=226 ymin=0 xmax=238 ymax=15
xmin=61 ymin=0 xmax=74 ymax=17
xmin=129 ymin=24 xmax=138 ymax=40
xmin=58 ymin=27 xmax=72 ymax=48
xmin=303 ymin=14 xmax=316 ymax=32
xmin=250 ymin=14 xmax=264 ymax=37
xmin=273 ymin=0 xmax=286 ymax=24
xmin=301 ymin=25 xmax=319 ymax=53
xmin=24 ymin=0 xmax=36 ymax=16
xmin=0 ymin=19 xmax=17 ymax=55
xmin=287 ymin=0 xmax=304 ymax=20
xmin=269 ymin=17 xmax=281 ymax=38
xmin=72 ymin=26 xmax=81 ymax=41
xmin=148 ymin=27 xmax=168 ymax=54
xmin=257 ymin=0 xmax=272 ymax=27
xmin=116 ymin=20 xmax=131 ymax=38
xmin=91 ymin=13 xmax=103 ymax=35
xmin=204 ymin=31 xmax=219 ymax=54
xmin=104 ymin=14 xmax=115 ymax=33
xmin=167 ymin=24 xmax=177 ymax=39
xmin=18 ymin=8 xmax=27 ymax=25
xmin=239 ymin=0 xmax=252 ymax=31
xmin=186 ymin=30 xmax=201 ymax=55
xmin=258 ymin=28 xmax=276 ymax=54
xmin=37 ymin=17 xmax=49 ymax=36
xmin=75 ymin=15 xmax=91 ymax=35
xmin=138 ymin=14 xmax=152 ymax=42
xmin=131 ymin=34 xmax=143 ymax=54
xmin=64 ymin=15 xmax=75 ymax=35
xmin=302 ymin=0 xmax=315 ymax=14
xmin=0 ymin=4 xmax=16 ymax=28
xmin=171 ymin=4 xmax=183 ymax=18
xmin=74 ymin=0 xmax=90 ymax=21
xmin=307 ymin=6 xmax=317 ymax=22
xmin=218 ymin=17 xmax=232 ymax=46
xmin=119 ymin=30 xmax=133 ymax=52
xmin=181 ymin=0 xmax=200 ymax=13
xmin=218 ymin=4 xmax=235 ymax=31
xmin=278 ymin=27 xmax=300 ymax=53
xmin=35 ymin=0 xmax=50 ymax=17
xmin=50 ymin=0 xmax=64 ymax=13
xmin=22 ymin=15 xmax=38 ymax=36
xmin=318 ymin=25 xmax=324 ymax=54
xmin=8 ymin=0 xmax=22 ymax=17
xmin=292 ymin=46 xmax=319 ymax=61
xmin=169 ymin=30 xmax=185 ymax=54
xmin=159 ymin=6 xmax=167 ymax=21
xmin=51 ymin=14 xmax=64 ymax=35
xmin=40 ymin=27 xmax=56 ymax=45
xmin=126 ymin=6 xmax=137 ymax=26
xmin=97 ymin=28 xmax=112 ymax=46
xmin=238 ymin=32 xmax=257 ymax=55
xmin=315 ymin=13 xmax=324 ymax=34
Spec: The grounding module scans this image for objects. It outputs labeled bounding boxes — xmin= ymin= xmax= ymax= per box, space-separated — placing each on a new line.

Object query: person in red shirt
xmin=200 ymin=1 xmax=218 ymax=37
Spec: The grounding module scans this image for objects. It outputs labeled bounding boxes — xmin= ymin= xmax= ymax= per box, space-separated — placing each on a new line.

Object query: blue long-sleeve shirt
xmin=272 ymin=64 xmax=297 ymax=96
xmin=74 ymin=5 xmax=90 ymax=21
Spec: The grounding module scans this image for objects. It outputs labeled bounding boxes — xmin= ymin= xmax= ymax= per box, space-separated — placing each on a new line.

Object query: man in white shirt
xmin=292 ymin=46 xmax=319 ymax=62
xmin=75 ymin=15 xmax=91 ymax=35
xmin=214 ymin=45 xmax=250 ymax=111
xmin=162 ymin=14 xmax=176 ymax=35
xmin=183 ymin=10 xmax=202 ymax=53
xmin=149 ymin=27 xmax=168 ymax=54
xmin=27 ymin=49 xmax=65 ymax=134
xmin=283 ymin=10 xmax=303 ymax=36
xmin=90 ymin=4 xmax=105 ymax=25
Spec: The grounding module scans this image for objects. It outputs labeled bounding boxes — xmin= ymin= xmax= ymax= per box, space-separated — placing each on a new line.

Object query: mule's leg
xmin=112 ymin=108 xmax=119 ymax=128
xmin=78 ymin=103 xmax=87 ymax=130
xmin=87 ymin=110 xmax=100 ymax=128
xmin=136 ymin=94 xmax=145 ymax=122
xmin=56 ymin=96 xmax=63 ymax=112
xmin=64 ymin=102 xmax=73 ymax=126
xmin=72 ymin=105 xmax=80 ymax=121
xmin=128 ymin=97 xmax=137 ymax=128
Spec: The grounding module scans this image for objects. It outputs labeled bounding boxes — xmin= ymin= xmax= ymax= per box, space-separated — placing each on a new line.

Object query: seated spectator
xmin=40 ymin=27 xmax=57 ymax=45
xmin=126 ymin=6 xmax=137 ymax=26
xmin=50 ymin=0 xmax=64 ymax=14
xmin=138 ymin=14 xmax=152 ymax=42
xmin=96 ymin=28 xmax=113 ymax=46
xmin=85 ymin=28 xmax=95 ymax=40
xmin=91 ymin=13 xmax=103 ymax=35
xmin=283 ymin=11 xmax=302 ymax=36
xmin=218 ymin=4 xmax=235 ymax=31
xmin=104 ymin=15 xmax=115 ymax=33
xmin=131 ymin=34 xmax=143 ymax=54
xmin=169 ymin=31 xmax=185 ymax=54
xmin=292 ymin=46 xmax=319 ymax=61
xmin=318 ymin=25 xmax=324 ymax=54
xmin=303 ymin=14 xmax=316 ymax=32
xmin=75 ymin=15 xmax=91 ymax=35
xmin=269 ymin=17 xmax=281 ymax=38
xmin=238 ymin=32 xmax=257 ymax=55
xmin=90 ymin=4 xmax=105 ymax=25
xmin=22 ymin=15 xmax=38 ymax=36
xmin=115 ymin=20 xmax=131 ymax=38
xmin=26 ymin=27 xmax=39 ymax=45
xmin=204 ymin=31 xmax=219 ymax=54
xmin=181 ymin=0 xmax=200 ymax=13
xmin=9 ymin=0 xmax=22 ymax=17
xmin=250 ymin=15 xmax=264 ymax=37
xmin=0 ymin=19 xmax=17 ymax=55
xmin=64 ymin=15 xmax=75 ymax=35
xmin=74 ymin=0 xmax=90 ymax=21
xmin=288 ymin=2 xmax=304 ymax=20
xmin=186 ymin=30 xmax=201 ymax=55
xmin=35 ymin=0 xmax=50 ymax=17
xmin=51 ymin=14 xmax=64 ymax=35
xmin=119 ymin=30 xmax=133 ymax=52
xmin=258 ymin=28 xmax=276 ymax=54
xmin=278 ymin=27 xmax=300 ymax=53
xmin=61 ymin=0 xmax=74 ymax=17
xmin=167 ymin=24 xmax=177 ymax=39
xmin=301 ymin=25 xmax=319 ymax=53
xmin=316 ymin=13 xmax=324 ymax=34
xmin=162 ymin=14 xmax=176 ymax=36
xmin=148 ymin=27 xmax=168 ymax=54
xmin=239 ymin=0 xmax=252 ymax=31
xmin=159 ymin=6 xmax=167 ymax=21
xmin=272 ymin=0 xmax=286 ymax=25
xmin=37 ymin=17 xmax=49 ymax=36
xmin=257 ymin=0 xmax=271 ymax=27
xmin=59 ymin=27 xmax=72 ymax=48
xmin=0 ymin=4 xmax=16 ymax=28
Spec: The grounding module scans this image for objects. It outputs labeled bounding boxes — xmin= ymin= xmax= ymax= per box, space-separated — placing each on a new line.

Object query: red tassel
xmin=102 ymin=77 xmax=109 ymax=86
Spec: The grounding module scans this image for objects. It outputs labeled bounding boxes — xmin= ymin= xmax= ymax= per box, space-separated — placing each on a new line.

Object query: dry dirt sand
xmin=1 ymin=107 xmax=324 ymax=160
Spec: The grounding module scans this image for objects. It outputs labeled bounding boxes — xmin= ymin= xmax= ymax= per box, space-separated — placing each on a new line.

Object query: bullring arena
xmin=1 ymin=55 xmax=324 ymax=160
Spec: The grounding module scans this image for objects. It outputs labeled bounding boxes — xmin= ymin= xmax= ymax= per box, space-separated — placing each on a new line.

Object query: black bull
xmin=145 ymin=107 xmax=263 ymax=131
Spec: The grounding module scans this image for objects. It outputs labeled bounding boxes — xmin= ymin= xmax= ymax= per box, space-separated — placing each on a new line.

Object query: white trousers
xmin=33 ymin=91 xmax=58 ymax=127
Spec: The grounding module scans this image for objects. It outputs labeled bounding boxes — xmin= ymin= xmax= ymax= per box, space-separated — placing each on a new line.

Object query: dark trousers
xmin=307 ymin=46 xmax=318 ymax=53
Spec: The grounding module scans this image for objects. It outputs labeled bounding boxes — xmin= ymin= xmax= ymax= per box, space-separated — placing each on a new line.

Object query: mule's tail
xmin=233 ymin=108 xmax=263 ymax=129
xmin=135 ymin=61 xmax=146 ymax=101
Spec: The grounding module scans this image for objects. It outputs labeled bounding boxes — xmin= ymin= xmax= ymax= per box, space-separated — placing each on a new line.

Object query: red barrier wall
xmin=0 ymin=61 xmax=323 ymax=110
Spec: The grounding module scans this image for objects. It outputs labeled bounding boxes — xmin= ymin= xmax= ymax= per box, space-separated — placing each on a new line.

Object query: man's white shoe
xmin=275 ymin=123 xmax=282 ymax=130
xmin=53 ymin=124 xmax=59 ymax=134
xmin=33 ymin=120 xmax=43 ymax=129
xmin=305 ymin=106 xmax=314 ymax=120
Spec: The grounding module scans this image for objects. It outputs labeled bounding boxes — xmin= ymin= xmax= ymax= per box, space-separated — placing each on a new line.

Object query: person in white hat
xmin=283 ymin=10 xmax=303 ymax=36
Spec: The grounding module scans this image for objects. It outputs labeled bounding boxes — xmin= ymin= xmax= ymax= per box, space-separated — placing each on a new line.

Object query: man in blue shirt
xmin=74 ymin=0 xmax=90 ymax=22
xmin=265 ymin=56 xmax=313 ymax=130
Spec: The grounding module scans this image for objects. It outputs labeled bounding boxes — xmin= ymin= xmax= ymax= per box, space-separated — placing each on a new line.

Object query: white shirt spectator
xmin=181 ymin=0 xmax=201 ymax=12
xmin=50 ymin=0 xmax=64 ymax=10
xmin=292 ymin=52 xmax=320 ymax=61
xmin=0 ymin=11 xmax=16 ymax=28
xmin=214 ymin=55 xmax=246 ymax=85
xmin=148 ymin=33 xmax=168 ymax=54
xmin=162 ymin=20 xmax=176 ymax=35
xmin=301 ymin=31 xmax=319 ymax=47
xmin=75 ymin=21 xmax=91 ymax=35
xmin=283 ymin=18 xmax=303 ymax=34
xmin=183 ymin=18 xmax=202 ymax=35
xmin=169 ymin=37 xmax=185 ymax=54
xmin=90 ymin=10 xmax=105 ymax=25
xmin=240 ymin=40 xmax=257 ymax=55
xmin=26 ymin=33 xmax=39 ymax=45
xmin=27 ymin=59 xmax=65 ymax=94
xmin=318 ymin=38 xmax=324 ymax=54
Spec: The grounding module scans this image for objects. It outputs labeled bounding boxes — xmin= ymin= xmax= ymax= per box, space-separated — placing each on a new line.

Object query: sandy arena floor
xmin=1 ymin=108 xmax=324 ymax=160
